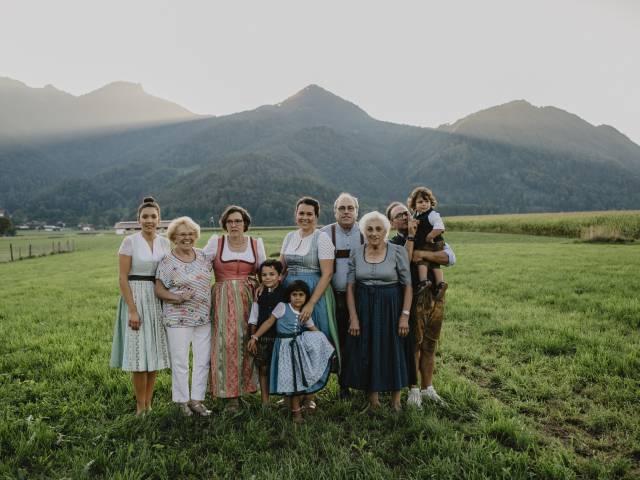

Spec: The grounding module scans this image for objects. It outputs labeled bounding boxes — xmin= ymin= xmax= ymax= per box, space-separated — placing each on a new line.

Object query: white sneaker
xmin=407 ymin=387 xmax=422 ymax=409
xmin=421 ymin=386 xmax=446 ymax=405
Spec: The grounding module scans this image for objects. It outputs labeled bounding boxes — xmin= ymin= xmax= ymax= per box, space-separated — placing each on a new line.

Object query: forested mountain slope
xmin=2 ymin=81 xmax=639 ymax=225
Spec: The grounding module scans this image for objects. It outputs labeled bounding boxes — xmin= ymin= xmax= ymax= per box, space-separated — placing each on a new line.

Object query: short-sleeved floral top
xmin=155 ymin=248 xmax=213 ymax=328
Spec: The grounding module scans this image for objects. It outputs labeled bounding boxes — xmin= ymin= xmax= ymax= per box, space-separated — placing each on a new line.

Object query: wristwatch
xmin=406 ymin=236 xmax=415 ymax=241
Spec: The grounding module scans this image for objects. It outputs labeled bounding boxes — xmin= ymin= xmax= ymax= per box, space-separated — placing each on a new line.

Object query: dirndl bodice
xmin=212 ymin=236 xmax=259 ymax=281
xmin=283 ymin=230 xmax=321 ymax=276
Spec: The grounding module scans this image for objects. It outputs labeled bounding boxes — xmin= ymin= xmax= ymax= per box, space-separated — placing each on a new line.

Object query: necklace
xmin=365 ymin=244 xmax=386 ymax=262
xmin=227 ymin=235 xmax=247 ymax=251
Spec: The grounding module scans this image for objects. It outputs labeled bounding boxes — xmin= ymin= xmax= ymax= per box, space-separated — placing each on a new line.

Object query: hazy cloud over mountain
xmin=0 ymin=77 xmax=198 ymax=138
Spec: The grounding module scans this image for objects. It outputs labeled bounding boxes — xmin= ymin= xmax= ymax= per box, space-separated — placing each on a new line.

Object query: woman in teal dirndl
xmin=279 ymin=197 xmax=339 ymax=409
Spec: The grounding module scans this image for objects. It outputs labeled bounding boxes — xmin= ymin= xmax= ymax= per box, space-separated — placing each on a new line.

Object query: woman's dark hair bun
xmin=137 ymin=196 xmax=160 ymax=217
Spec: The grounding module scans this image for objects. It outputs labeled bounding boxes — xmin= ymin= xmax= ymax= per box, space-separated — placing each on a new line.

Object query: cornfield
xmin=446 ymin=210 xmax=640 ymax=240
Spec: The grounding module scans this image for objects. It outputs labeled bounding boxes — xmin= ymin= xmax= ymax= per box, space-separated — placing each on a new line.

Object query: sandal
xmin=302 ymin=400 xmax=317 ymax=413
xmin=188 ymin=400 xmax=212 ymax=417
xmin=178 ymin=402 xmax=193 ymax=417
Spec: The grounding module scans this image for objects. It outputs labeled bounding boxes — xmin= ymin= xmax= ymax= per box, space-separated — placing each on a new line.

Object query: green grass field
xmin=447 ymin=210 xmax=640 ymax=240
xmin=1 ymin=229 xmax=639 ymax=479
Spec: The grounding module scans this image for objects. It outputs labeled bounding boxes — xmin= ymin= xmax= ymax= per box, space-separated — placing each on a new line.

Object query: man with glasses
xmin=321 ymin=192 xmax=364 ymax=399
xmin=386 ymin=201 xmax=456 ymax=409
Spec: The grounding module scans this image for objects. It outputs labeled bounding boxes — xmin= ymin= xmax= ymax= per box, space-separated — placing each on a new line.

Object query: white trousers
xmin=165 ymin=323 xmax=211 ymax=403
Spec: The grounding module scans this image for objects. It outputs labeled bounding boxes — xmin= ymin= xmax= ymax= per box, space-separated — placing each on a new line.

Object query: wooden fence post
xmin=29 ymin=243 xmax=32 ymax=258
xmin=9 ymin=243 xmax=13 ymax=261
xmin=18 ymin=247 xmax=22 ymax=259
xmin=57 ymin=241 xmax=61 ymax=253
xmin=52 ymin=241 xmax=55 ymax=254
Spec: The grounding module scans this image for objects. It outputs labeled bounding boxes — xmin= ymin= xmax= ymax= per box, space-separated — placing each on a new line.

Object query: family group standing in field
xmin=110 ymin=190 xmax=456 ymax=423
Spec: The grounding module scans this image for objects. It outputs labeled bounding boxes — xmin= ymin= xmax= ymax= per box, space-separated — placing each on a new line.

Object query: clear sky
xmin=2 ymin=0 xmax=639 ymax=143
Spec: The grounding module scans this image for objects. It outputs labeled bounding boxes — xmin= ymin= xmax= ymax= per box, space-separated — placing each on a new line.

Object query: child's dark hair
xmin=407 ymin=187 xmax=437 ymax=210
xmin=259 ymin=259 xmax=284 ymax=277
xmin=285 ymin=280 xmax=311 ymax=305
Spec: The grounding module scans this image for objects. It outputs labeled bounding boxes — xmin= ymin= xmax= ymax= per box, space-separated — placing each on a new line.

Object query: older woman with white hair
xmin=343 ymin=211 xmax=415 ymax=411
xmin=155 ymin=216 xmax=213 ymax=416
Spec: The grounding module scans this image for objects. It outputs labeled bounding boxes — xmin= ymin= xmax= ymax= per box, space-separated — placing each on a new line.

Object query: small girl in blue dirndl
xmin=248 ymin=280 xmax=334 ymax=423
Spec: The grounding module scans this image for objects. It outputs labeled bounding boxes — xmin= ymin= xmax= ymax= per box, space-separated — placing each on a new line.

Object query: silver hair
xmin=333 ymin=192 xmax=359 ymax=212
xmin=167 ymin=216 xmax=201 ymax=243
xmin=358 ymin=211 xmax=390 ymax=239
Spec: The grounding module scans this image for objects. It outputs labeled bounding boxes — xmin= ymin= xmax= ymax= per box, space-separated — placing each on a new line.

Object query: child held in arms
xmin=407 ymin=186 xmax=448 ymax=300
xmin=248 ymin=259 xmax=286 ymax=407
xmin=248 ymin=280 xmax=334 ymax=424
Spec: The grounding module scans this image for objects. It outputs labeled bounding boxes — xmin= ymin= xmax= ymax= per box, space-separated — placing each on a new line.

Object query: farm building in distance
xmin=114 ymin=220 xmax=172 ymax=234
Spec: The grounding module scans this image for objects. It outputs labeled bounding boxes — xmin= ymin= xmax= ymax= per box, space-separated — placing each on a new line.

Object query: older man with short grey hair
xmin=386 ymin=201 xmax=456 ymax=409
xmin=321 ymin=192 xmax=364 ymax=399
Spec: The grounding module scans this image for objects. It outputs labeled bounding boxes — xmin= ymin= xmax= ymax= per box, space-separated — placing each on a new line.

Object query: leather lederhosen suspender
xmin=331 ymin=223 xmax=364 ymax=271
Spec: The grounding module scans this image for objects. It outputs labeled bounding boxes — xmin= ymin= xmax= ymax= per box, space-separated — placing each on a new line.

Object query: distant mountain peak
xmin=438 ymin=98 xmax=640 ymax=165
xmin=506 ymin=99 xmax=532 ymax=106
xmin=0 ymin=76 xmax=196 ymax=137
xmin=279 ymin=84 xmax=339 ymax=106
xmin=597 ymin=123 xmax=631 ymax=142
xmin=275 ymin=84 xmax=371 ymax=126
xmin=0 ymin=76 xmax=28 ymax=89
xmin=42 ymin=84 xmax=73 ymax=96
xmin=83 ymin=81 xmax=145 ymax=98
xmin=439 ymin=98 xmax=584 ymax=132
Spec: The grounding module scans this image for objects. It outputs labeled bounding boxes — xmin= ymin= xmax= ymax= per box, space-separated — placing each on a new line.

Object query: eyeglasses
xmin=226 ymin=219 xmax=244 ymax=225
xmin=393 ymin=211 xmax=409 ymax=220
xmin=337 ymin=205 xmax=356 ymax=212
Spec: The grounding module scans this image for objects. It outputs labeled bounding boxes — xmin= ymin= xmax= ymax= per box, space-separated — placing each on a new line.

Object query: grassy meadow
xmin=1 ymin=226 xmax=639 ymax=479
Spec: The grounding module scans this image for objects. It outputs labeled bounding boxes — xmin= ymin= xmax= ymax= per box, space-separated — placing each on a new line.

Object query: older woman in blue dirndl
xmin=342 ymin=211 xmax=415 ymax=411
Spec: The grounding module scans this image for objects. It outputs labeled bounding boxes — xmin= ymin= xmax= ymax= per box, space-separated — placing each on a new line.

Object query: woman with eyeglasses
xmin=386 ymin=201 xmax=456 ymax=409
xmin=155 ymin=216 xmax=213 ymax=417
xmin=204 ymin=205 xmax=266 ymax=412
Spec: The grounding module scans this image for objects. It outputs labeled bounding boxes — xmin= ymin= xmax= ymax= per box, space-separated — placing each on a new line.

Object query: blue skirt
xmin=269 ymin=331 xmax=334 ymax=396
xmin=284 ymin=272 xmax=340 ymax=367
xmin=342 ymin=283 xmax=416 ymax=392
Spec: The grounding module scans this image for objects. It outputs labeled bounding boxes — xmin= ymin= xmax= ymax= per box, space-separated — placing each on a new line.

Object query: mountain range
xmin=1 ymin=77 xmax=639 ymax=226
xmin=0 ymin=77 xmax=196 ymax=138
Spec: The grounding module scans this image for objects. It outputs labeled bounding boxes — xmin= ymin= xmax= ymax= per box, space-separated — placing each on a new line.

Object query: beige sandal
xmin=189 ymin=400 xmax=212 ymax=416
xmin=178 ymin=402 xmax=193 ymax=417
xmin=302 ymin=400 xmax=317 ymax=412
